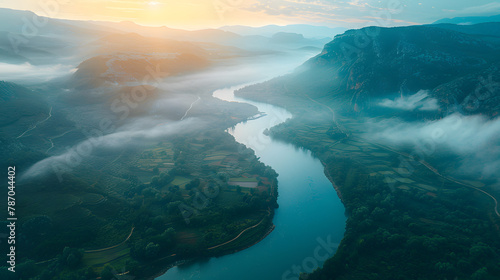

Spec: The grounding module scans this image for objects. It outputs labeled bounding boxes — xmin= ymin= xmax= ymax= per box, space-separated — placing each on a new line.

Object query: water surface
xmin=157 ymin=85 xmax=346 ymax=280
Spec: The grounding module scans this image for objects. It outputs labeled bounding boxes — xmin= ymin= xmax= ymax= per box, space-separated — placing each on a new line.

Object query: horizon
xmin=2 ymin=1 xmax=500 ymax=280
xmin=1 ymin=1 xmax=500 ymax=30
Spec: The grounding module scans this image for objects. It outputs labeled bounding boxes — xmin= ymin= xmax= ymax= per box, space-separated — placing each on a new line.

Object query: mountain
xmin=434 ymin=14 xmax=500 ymax=25
xmin=0 ymin=81 xmax=50 ymax=135
xmin=70 ymin=52 xmax=210 ymax=89
xmin=92 ymin=20 xmax=241 ymax=43
xmin=242 ymin=23 xmax=500 ymax=117
xmin=0 ymin=8 xmax=116 ymax=64
xmin=219 ymin=24 xmax=347 ymax=39
xmin=95 ymin=21 xmax=330 ymax=50
xmin=236 ymin=22 xmax=500 ymax=280
xmin=0 ymin=8 xmax=115 ymax=42
xmin=430 ymin=22 xmax=500 ymax=43
xmin=88 ymin=32 xmax=207 ymax=55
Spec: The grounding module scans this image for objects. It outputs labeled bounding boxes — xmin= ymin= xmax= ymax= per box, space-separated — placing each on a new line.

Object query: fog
xmin=22 ymin=117 xmax=203 ymax=181
xmin=378 ymin=90 xmax=440 ymax=111
xmin=21 ymin=48 xmax=318 ymax=182
xmin=364 ymin=113 xmax=500 ymax=179
xmin=0 ymin=62 xmax=75 ymax=83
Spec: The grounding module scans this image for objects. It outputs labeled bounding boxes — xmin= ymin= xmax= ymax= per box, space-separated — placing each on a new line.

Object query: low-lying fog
xmin=20 ymin=49 xmax=318 ymax=181
xmin=365 ymin=94 xmax=500 ymax=184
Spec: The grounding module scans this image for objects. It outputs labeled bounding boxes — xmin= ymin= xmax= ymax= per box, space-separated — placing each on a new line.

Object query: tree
xmin=61 ymin=247 xmax=83 ymax=269
xmin=471 ymin=267 xmax=488 ymax=280
xmin=167 ymin=201 xmax=182 ymax=214
xmin=100 ymin=265 xmax=115 ymax=280
xmin=469 ymin=243 xmax=492 ymax=260
xmin=126 ymin=259 xmax=141 ymax=277
xmin=186 ymin=179 xmax=200 ymax=190
xmin=16 ymin=260 xmax=37 ymax=279
xmin=145 ymin=242 xmax=160 ymax=259
xmin=151 ymin=176 xmax=160 ymax=186
xmin=159 ymin=227 xmax=176 ymax=248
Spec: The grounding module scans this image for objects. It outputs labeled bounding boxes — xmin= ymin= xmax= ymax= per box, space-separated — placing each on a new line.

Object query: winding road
xmin=84 ymin=227 xmax=135 ymax=253
xmin=207 ymin=209 xmax=271 ymax=251
xmin=45 ymin=129 xmax=76 ymax=153
xmin=17 ymin=106 xmax=53 ymax=139
xmin=181 ymin=96 xmax=201 ymax=121
xmin=370 ymin=141 xmax=500 ymax=218
xmin=303 ymin=93 xmax=500 ymax=219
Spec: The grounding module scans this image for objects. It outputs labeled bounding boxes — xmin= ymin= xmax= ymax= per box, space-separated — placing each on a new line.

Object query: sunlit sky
xmin=1 ymin=0 xmax=500 ymax=29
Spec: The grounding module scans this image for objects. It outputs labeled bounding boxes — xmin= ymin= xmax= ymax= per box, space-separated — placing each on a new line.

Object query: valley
xmin=236 ymin=23 xmax=500 ymax=279
xmin=1 ymin=4 xmax=500 ymax=280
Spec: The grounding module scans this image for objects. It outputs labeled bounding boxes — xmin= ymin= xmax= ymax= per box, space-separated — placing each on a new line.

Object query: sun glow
xmin=1 ymin=0 xmax=293 ymax=29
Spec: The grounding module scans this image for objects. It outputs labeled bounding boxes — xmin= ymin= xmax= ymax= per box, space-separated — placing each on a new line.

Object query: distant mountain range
xmin=0 ymin=7 xmax=338 ymax=66
xmin=219 ymin=24 xmax=347 ymax=39
xmin=242 ymin=22 xmax=500 ymax=117
xmin=433 ymin=14 xmax=500 ymax=25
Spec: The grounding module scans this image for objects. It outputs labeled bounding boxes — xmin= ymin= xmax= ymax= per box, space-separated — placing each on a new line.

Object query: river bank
xmin=148 ymin=223 xmax=276 ymax=280
xmin=235 ymin=81 xmax=500 ymax=280
xmin=155 ymin=84 xmax=346 ymax=280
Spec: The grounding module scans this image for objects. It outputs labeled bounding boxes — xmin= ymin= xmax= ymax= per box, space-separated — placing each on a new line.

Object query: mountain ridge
xmin=248 ymin=23 xmax=500 ymax=117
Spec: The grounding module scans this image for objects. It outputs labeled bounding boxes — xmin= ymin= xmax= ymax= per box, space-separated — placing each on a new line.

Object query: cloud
xmin=22 ymin=117 xmax=203 ymax=181
xmin=20 ymin=51 xmax=312 ymax=182
xmin=0 ymin=62 xmax=75 ymax=83
xmin=445 ymin=2 xmax=500 ymax=15
xmin=378 ymin=90 xmax=440 ymax=111
xmin=364 ymin=113 xmax=500 ymax=179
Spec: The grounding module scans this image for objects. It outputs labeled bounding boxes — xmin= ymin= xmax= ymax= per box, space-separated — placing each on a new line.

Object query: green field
xmin=82 ymin=243 xmax=130 ymax=270
xmin=229 ymin=177 xmax=258 ymax=182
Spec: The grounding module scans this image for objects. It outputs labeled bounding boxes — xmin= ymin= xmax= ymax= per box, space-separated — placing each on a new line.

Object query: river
xmin=156 ymin=84 xmax=346 ymax=280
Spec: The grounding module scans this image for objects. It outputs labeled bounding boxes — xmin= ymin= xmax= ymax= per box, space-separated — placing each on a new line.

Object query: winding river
xmin=157 ymin=84 xmax=346 ymax=280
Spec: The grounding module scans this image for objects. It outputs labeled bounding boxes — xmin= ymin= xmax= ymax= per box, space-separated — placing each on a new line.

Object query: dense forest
xmin=1 ymin=127 xmax=278 ymax=280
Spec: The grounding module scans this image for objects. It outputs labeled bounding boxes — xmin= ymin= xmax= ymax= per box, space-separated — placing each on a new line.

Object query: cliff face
xmin=296 ymin=23 xmax=500 ymax=116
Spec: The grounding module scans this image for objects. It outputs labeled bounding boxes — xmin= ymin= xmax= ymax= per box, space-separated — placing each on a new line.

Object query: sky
xmin=1 ymin=0 xmax=500 ymax=29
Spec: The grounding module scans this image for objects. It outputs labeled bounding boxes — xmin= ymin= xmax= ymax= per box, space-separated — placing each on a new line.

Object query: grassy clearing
xmin=343 ymin=145 xmax=360 ymax=151
xmin=383 ymin=177 xmax=398 ymax=184
xmin=82 ymin=243 xmax=130 ymax=269
xmin=416 ymin=184 xmax=438 ymax=192
xmin=229 ymin=177 xmax=258 ymax=182
xmin=396 ymin=178 xmax=415 ymax=184
xmin=393 ymin=167 xmax=411 ymax=176
xmin=204 ymin=155 xmax=226 ymax=161
xmin=170 ymin=176 xmax=191 ymax=187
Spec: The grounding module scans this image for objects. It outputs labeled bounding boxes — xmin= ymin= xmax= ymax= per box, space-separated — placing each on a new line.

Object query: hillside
xmin=236 ymin=23 xmax=500 ymax=280
xmin=434 ymin=14 xmax=500 ymax=25
xmin=240 ymin=23 xmax=500 ymax=117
